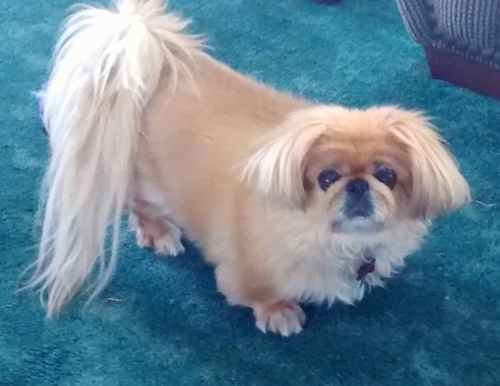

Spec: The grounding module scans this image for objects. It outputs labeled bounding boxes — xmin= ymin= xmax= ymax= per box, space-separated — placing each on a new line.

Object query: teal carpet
xmin=1 ymin=0 xmax=499 ymax=384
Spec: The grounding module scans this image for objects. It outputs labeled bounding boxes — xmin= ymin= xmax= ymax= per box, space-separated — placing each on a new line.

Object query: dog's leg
xmin=215 ymin=265 xmax=306 ymax=336
xmin=130 ymin=199 xmax=185 ymax=256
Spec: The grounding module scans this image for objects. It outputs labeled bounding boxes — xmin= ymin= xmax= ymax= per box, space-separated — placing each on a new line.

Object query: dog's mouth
xmin=357 ymin=258 xmax=376 ymax=281
xmin=331 ymin=217 xmax=385 ymax=234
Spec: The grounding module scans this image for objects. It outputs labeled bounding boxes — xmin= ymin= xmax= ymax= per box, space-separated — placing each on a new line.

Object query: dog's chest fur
xmin=263 ymin=214 xmax=428 ymax=305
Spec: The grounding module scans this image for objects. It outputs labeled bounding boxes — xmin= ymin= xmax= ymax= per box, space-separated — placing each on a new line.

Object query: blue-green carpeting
xmin=1 ymin=0 xmax=499 ymax=384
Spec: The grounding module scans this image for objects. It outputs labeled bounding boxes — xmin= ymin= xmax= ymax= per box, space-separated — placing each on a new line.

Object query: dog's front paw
xmin=253 ymin=300 xmax=306 ymax=337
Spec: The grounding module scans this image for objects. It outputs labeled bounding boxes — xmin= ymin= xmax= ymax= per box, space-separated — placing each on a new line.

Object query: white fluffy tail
xmin=27 ymin=0 xmax=202 ymax=316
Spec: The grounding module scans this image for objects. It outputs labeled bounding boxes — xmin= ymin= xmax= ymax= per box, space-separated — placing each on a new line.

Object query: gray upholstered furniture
xmin=396 ymin=0 xmax=500 ymax=98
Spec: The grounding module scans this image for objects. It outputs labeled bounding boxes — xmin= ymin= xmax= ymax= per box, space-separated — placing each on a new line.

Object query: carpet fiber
xmin=1 ymin=0 xmax=499 ymax=384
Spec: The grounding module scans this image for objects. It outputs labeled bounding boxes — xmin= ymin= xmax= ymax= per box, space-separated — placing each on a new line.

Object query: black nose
xmin=344 ymin=178 xmax=373 ymax=218
xmin=346 ymin=178 xmax=369 ymax=195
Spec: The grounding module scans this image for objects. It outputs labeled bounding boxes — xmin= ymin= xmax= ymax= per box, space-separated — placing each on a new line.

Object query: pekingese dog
xmin=28 ymin=0 xmax=470 ymax=336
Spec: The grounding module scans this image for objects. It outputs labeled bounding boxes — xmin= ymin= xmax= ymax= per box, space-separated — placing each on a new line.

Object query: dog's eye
xmin=317 ymin=169 xmax=340 ymax=191
xmin=374 ymin=167 xmax=397 ymax=189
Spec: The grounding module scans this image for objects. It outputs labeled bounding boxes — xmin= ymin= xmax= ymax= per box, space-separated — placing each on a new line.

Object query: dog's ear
xmin=381 ymin=107 xmax=471 ymax=219
xmin=241 ymin=107 xmax=337 ymax=209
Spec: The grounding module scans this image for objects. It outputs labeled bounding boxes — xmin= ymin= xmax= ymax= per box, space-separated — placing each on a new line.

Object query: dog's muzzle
xmin=343 ymin=178 xmax=374 ymax=219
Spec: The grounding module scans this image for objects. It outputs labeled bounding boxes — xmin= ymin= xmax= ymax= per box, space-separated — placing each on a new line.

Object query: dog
xmin=27 ymin=0 xmax=470 ymax=336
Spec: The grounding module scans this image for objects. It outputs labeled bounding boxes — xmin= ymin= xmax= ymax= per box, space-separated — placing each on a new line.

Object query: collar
xmin=357 ymin=255 xmax=376 ymax=281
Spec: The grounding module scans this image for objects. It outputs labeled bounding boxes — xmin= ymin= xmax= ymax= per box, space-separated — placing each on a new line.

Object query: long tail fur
xmin=27 ymin=0 xmax=202 ymax=316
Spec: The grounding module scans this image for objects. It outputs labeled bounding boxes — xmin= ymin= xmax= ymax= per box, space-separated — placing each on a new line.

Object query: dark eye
xmin=317 ymin=169 xmax=341 ymax=191
xmin=374 ymin=166 xmax=397 ymax=189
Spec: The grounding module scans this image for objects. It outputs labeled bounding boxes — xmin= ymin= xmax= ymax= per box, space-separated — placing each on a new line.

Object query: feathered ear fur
xmin=241 ymin=106 xmax=346 ymax=208
xmin=379 ymin=107 xmax=471 ymax=219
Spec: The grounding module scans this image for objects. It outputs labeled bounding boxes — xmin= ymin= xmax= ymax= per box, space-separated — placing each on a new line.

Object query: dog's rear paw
xmin=253 ymin=300 xmax=306 ymax=337
xmin=131 ymin=214 xmax=184 ymax=256
xmin=136 ymin=226 xmax=185 ymax=256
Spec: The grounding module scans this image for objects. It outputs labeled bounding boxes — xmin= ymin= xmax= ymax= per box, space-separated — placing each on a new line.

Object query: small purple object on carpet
xmin=37 ymin=82 xmax=48 ymax=135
